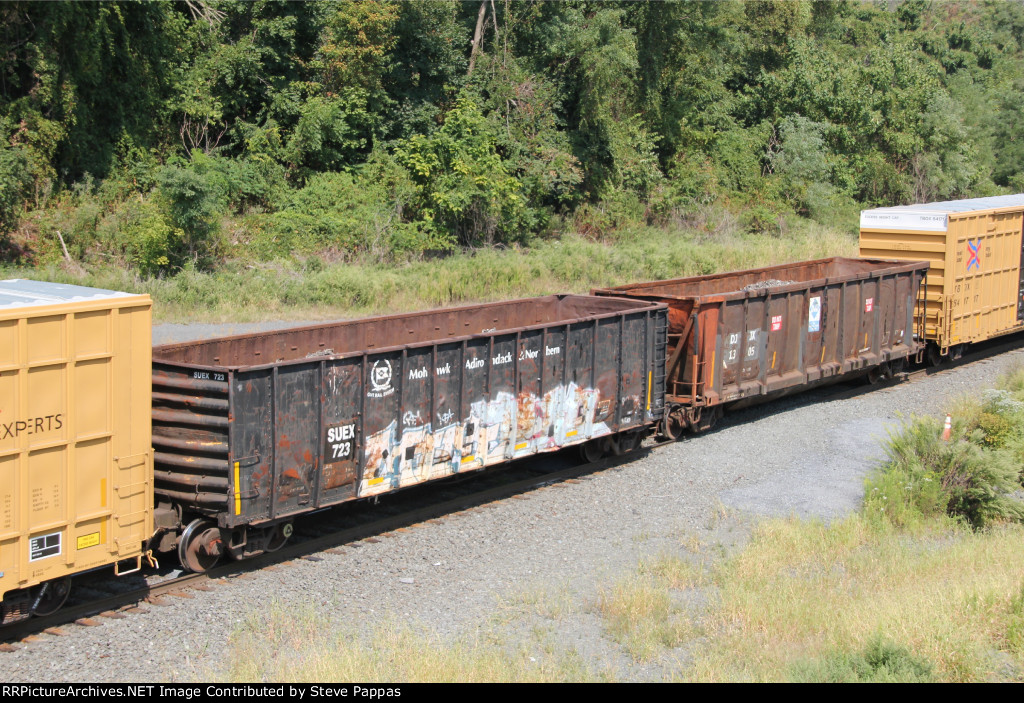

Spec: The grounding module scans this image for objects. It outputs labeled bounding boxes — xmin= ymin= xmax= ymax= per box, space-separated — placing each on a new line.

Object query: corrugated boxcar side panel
xmin=1 ymin=295 xmax=151 ymax=602
xmin=620 ymin=315 xmax=649 ymax=426
xmin=397 ymin=346 xmax=438 ymax=486
xmin=743 ymin=298 xmax=766 ymax=383
xmin=109 ymin=304 xmax=153 ymax=563
xmin=946 ymin=211 xmax=1023 ymax=345
xmin=513 ymin=330 xmax=543 ymax=458
xmin=271 ymin=364 xmax=321 ymax=517
xmin=541 ymin=327 xmax=568 ymax=450
xmin=361 ymin=350 xmax=403 ymax=496
xmin=460 ymin=338 xmax=488 ymax=471
xmin=717 ymin=302 xmax=743 ymax=389
xmin=861 ymin=208 xmax=1024 ymax=348
xmin=594 ymin=320 xmax=618 ymax=433
xmin=696 ymin=306 xmax=720 ymax=399
xmin=487 ymin=333 xmax=517 ymax=464
xmin=432 ymin=342 xmax=463 ymax=470
xmin=854 ymin=279 xmax=876 ymax=361
xmin=804 ymin=288 xmax=824 ymax=379
xmin=566 ymin=322 xmax=598 ymax=442
xmin=822 ymin=286 xmax=842 ymax=369
xmin=861 ymin=229 xmax=948 ymax=341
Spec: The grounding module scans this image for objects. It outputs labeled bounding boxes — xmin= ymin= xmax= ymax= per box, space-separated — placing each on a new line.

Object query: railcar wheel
xmin=660 ymin=409 xmax=686 ymax=441
xmin=927 ymin=344 xmax=942 ymax=367
xmin=30 ymin=577 xmax=71 ymax=617
xmin=178 ymin=518 xmax=223 ymax=573
xmin=265 ymin=522 xmax=294 ymax=553
xmin=867 ymin=362 xmax=892 ymax=385
xmin=580 ymin=439 xmax=606 ymax=464
xmin=613 ymin=431 xmax=641 ymax=456
xmin=950 ymin=344 xmax=965 ymax=361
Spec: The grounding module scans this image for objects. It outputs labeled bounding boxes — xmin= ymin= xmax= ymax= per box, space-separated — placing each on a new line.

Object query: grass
xmin=225 ymin=604 xmax=607 ymax=683
xmin=221 ymin=513 xmax=1024 ymax=682
xmin=639 ymin=552 xmax=707 ymax=589
xmin=501 ymin=581 xmax=577 ymax=622
xmin=2 ymin=219 xmax=856 ymax=323
xmin=678 ymin=365 xmax=1024 ymax=681
xmin=592 ymin=573 xmax=695 ymax=663
xmin=685 ymin=516 xmax=1024 ymax=682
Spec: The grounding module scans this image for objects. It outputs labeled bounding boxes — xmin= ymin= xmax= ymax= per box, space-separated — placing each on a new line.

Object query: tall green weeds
xmin=2 ymin=221 xmax=854 ymax=323
xmin=865 ymin=371 xmax=1024 ymax=529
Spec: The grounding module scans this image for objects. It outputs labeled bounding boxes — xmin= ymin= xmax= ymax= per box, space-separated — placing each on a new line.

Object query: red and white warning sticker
xmin=771 ymin=315 xmax=783 ymax=331
xmin=865 ymin=297 xmax=874 ymax=312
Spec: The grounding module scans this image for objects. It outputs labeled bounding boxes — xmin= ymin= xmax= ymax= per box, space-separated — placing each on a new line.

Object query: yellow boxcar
xmin=0 ymin=280 xmax=152 ymax=623
xmin=859 ymin=194 xmax=1024 ymax=361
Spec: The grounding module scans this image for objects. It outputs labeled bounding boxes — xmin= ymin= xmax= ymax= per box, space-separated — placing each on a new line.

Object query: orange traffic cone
xmin=941 ymin=414 xmax=952 ymax=442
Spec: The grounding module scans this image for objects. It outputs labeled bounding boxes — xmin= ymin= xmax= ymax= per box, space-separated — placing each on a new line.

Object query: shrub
xmin=741 ymin=203 xmax=783 ymax=235
xmin=393 ymin=96 xmax=532 ymax=248
xmin=0 ymin=145 xmax=33 ymax=237
xmin=100 ymin=199 xmax=181 ymax=276
xmin=790 ymin=635 xmax=935 ymax=682
xmin=977 ymin=411 xmax=1017 ymax=449
xmin=768 ymin=115 xmax=837 ymax=219
xmin=649 ymin=153 xmax=719 ymax=223
xmin=261 ymin=170 xmax=446 ymax=262
xmin=866 ymin=414 xmax=1024 ymax=529
xmin=572 ymin=190 xmax=647 ymax=241
xmin=155 ymin=153 xmax=228 ymax=269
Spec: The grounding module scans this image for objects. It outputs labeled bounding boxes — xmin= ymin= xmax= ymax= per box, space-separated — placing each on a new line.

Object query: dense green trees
xmin=3 ymin=0 xmax=1024 ymax=273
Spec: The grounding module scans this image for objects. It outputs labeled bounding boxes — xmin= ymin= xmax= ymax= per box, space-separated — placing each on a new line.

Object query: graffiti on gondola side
xmin=619 ymin=394 xmax=641 ymax=426
xmin=357 ymin=380 xmax=611 ymax=498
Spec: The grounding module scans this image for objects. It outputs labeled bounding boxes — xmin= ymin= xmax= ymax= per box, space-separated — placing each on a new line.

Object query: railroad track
xmin=4 ymin=333 xmax=1022 ymax=648
xmin=820 ymin=332 xmax=1024 ymax=405
xmin=0 ymin=441 xmax=659 ymax=646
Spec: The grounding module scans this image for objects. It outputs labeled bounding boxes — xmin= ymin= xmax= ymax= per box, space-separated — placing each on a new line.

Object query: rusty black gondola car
xmin=149 ymin=294 xmax=668 ymax=571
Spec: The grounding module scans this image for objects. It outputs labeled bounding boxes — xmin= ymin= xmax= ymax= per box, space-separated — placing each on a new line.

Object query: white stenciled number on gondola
xmin=327 ymin=423 xmax=356 ymax=460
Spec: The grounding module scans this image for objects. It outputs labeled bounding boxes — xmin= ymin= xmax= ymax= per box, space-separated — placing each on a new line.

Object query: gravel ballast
xmin=5 ymin=321 xmax=1022 ymax=682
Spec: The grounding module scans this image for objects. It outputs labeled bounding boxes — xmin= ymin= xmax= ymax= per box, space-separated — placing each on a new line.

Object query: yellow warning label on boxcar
xmin=77 ymin=532 xmax=100 ymax=550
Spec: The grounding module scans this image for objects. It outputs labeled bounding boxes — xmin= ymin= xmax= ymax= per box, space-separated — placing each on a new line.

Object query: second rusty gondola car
xmin=150 ymin=294 xmax=667 ymax=571
xmin=594 ymin=257 xmax=928 ymax=438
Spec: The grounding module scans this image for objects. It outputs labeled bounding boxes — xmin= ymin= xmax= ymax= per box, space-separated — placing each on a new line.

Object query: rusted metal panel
xmin=594 ymin=257 xmax=928 ymax=412
xmin=152 ymin=295 xmax=667 ymax=528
